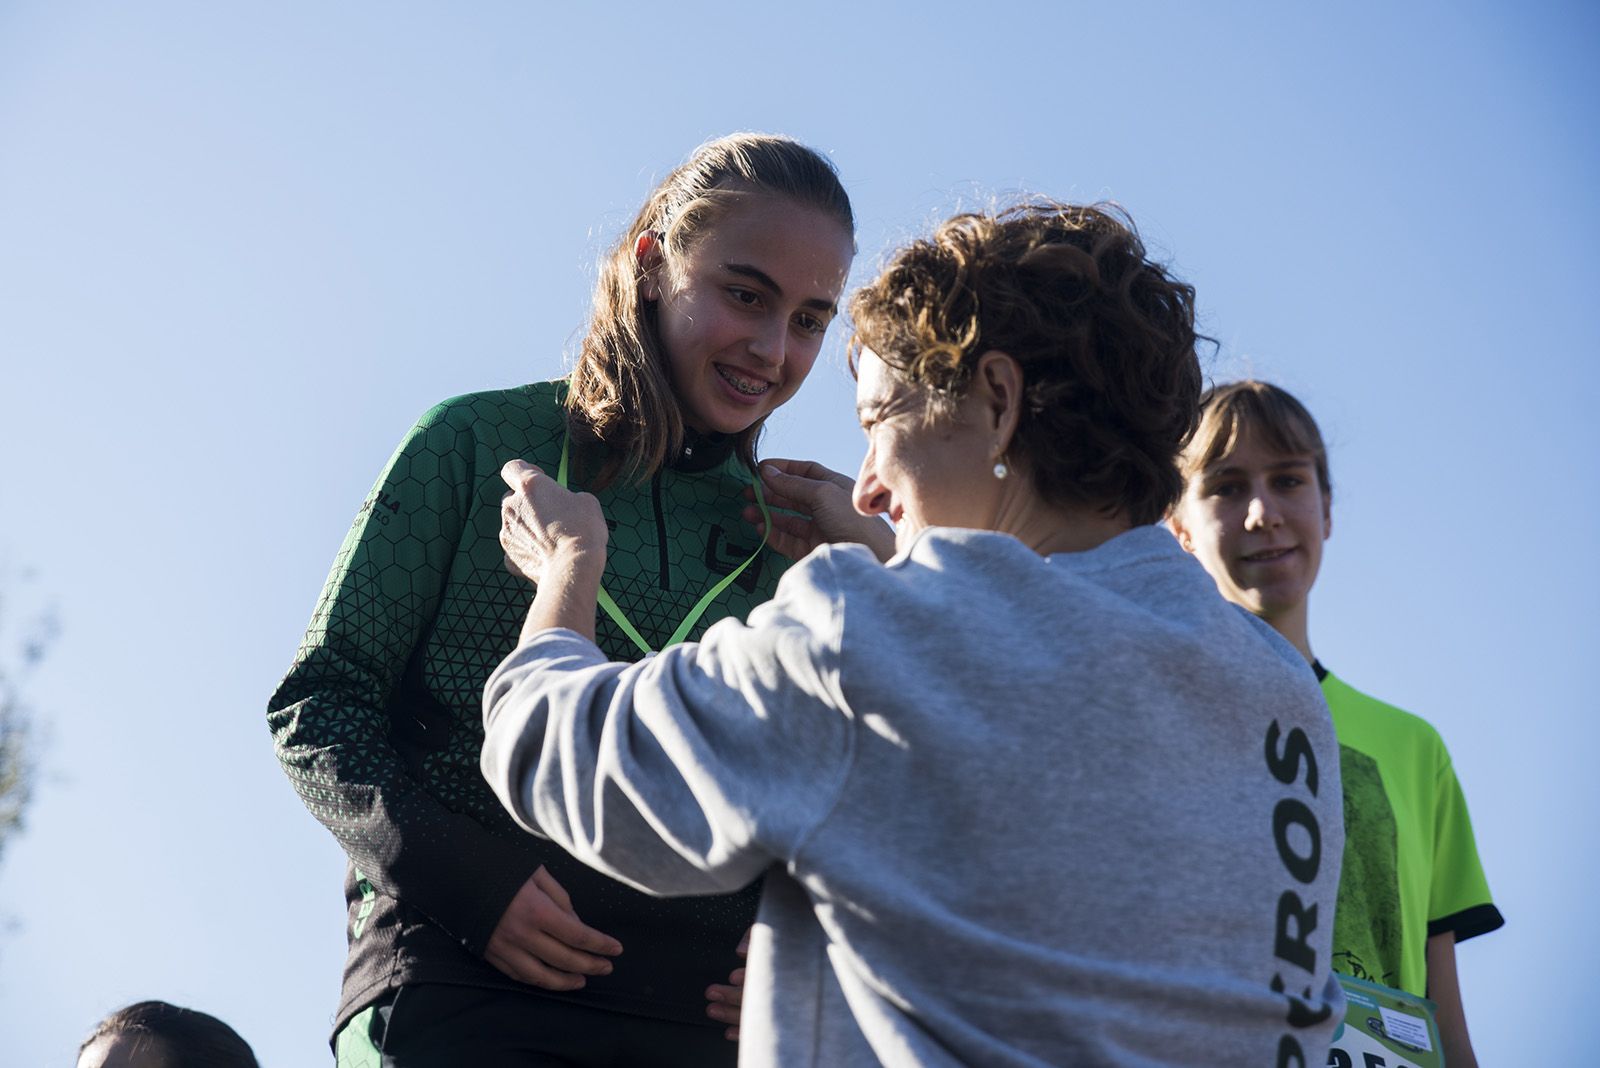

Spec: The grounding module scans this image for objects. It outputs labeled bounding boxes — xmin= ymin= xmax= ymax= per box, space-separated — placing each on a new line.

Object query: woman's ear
xmin=973 ymin=350 xmax=1024 ymax=457
xmin=1322 ymin=491 xmax=1333 ymax=541
xmin=635 ymin=231 xmax=664 ymax=302
xmin=1166 ymin=511 xmax=1196 ymax=553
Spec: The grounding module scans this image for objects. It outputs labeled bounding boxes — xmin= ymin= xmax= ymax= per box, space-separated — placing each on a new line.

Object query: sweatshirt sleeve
xmin=267 ymin=402 xmax=540 ymax=955
xmin=481 ymin=552 xmax=855 ymax=898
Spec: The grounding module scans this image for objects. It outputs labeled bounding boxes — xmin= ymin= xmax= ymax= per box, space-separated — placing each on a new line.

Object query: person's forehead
xmin=695 ymin=197 xmax=851 ymax=281
xmin=1203 ymin=422 xmax=1305 ymax=463
xmin=1205 ymin=436 xmax=1317 ymax=474
xmin=77 ymin=1034 xmax=145 ymax=1068
xmin=854 ymin=349 xmax=896 ymax=404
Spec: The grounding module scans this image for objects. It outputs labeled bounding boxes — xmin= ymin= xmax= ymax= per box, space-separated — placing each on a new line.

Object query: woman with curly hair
xmin=481 ymin=201 xmax=1345 ymax=1065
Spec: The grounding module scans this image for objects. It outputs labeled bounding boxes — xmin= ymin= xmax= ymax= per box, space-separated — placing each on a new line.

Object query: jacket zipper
xmin=651 ymin=472 xmax=671 ymax=590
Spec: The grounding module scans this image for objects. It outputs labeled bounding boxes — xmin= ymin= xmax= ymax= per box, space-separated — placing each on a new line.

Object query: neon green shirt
xmin=1318 ymin=665 xmax=1503 ymax=996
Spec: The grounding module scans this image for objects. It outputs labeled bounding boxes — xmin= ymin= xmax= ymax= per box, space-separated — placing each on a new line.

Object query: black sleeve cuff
xmin=1427 ymin=903 xmax=1505 ymax=943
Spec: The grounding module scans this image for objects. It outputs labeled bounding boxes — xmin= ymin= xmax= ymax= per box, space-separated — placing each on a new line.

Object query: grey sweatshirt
xmin=482 ymin=526 xmax=1345 ymax=1067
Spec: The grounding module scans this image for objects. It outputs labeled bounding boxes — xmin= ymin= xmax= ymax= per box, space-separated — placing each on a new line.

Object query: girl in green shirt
xmin=270 ymin=133 xmax=855 ymax=1067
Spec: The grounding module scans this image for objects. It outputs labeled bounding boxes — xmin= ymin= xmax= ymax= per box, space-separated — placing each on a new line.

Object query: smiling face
xmin=852 ymin=348 xmax=1000 ymax=552
xmin=648 ymin=194 xmax=854 ymax=436
xmin=1170 ymin=427 xmax=1332 ymax=627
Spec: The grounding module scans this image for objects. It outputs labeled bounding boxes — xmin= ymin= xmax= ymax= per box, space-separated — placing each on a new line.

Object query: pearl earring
xmin=993 ymin=460 xmax=1008 ymax=480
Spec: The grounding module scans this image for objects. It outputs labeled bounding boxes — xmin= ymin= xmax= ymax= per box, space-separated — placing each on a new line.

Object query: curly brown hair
xmin=848 ymin=200 xmax=1204 ymax=527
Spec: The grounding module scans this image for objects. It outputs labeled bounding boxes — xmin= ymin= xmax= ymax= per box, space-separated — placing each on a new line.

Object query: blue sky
xmin=1 ymin=2 xmax=1595 ymax=1063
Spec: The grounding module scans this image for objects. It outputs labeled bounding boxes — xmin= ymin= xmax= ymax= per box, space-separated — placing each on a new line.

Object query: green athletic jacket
xmin=268 ymin=381 xmax=788 ymax=1038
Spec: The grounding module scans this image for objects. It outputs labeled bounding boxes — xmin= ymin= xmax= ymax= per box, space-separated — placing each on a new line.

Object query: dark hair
xmin=567 ymin=132 xmax=855 ymax=486
xmin=79 ymin=1001 xmax=259 ymax=1068
xmin=848 ymin=200 xmax=1203 ymax=526
xmin=1182 ymin=380 xmax=1332 ymax=499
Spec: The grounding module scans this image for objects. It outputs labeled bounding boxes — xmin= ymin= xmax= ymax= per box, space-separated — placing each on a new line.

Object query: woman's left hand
xmin=705 ymin=925 xmax=751 ymax=1041
xmin=499 ymin=459 xmax=609 ymax=584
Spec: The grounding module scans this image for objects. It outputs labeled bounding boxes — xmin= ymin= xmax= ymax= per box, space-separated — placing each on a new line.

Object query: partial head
xmin=1169 ymin=380 xmax=1332 ymax=635
xmin=77 ymin=1001 xmax=259 ymax=1068
xmin=569 ymin=133 xmax=855 ymax=483
xmin=847 ymin=200 xmax=1202 ymax=549
xmin=1180 ymin=380 xmax=1332 ymax=503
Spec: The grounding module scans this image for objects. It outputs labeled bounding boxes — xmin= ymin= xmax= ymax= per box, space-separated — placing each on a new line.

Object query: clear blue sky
xmin=1 ymin=2 xmax=1594 ymax=1064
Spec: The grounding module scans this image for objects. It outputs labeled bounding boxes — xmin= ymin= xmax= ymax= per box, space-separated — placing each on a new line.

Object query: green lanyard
xmin=556 ymin=427 xmax=773 ymax=656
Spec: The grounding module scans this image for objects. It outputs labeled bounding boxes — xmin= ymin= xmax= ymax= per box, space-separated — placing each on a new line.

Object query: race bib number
xmin=1326 ymin=973 xmax=1442 ymax=1068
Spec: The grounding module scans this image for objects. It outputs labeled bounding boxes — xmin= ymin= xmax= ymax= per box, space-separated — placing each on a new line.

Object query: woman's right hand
xmin=744 ymin=459 xmax=896 ymax=563
xmin=484 ymin=866 xmax=623 ymax=991
xmin=499 ymin=460 xmax=609 ymax=586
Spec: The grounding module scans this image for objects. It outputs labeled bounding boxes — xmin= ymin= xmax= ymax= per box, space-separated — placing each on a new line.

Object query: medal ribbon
xmin=557 ymin=426 xmax=772 ymax=655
